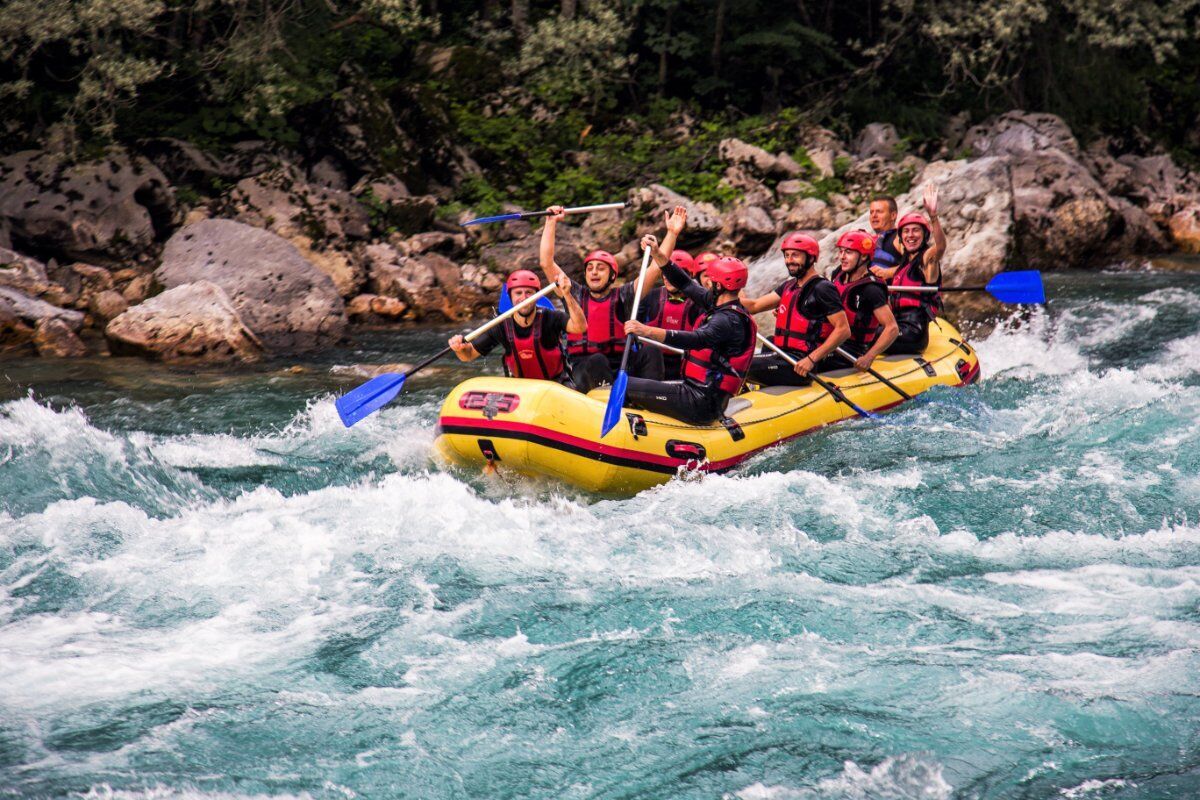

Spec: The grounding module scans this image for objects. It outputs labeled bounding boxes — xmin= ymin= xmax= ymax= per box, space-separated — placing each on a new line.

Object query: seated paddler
xmin=620 ymin=236 xmax=757 ymax=425
xmin=448 ymin=270 xmax=587 ymax=388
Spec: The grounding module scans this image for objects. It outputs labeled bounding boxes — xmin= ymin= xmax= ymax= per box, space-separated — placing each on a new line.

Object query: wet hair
xmin=871 ymin=195 xmax=898 ymax=214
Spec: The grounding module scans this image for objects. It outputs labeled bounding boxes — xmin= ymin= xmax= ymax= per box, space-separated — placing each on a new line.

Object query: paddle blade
xmin=335 ymin=373 xmax=407 ymax=427
xmin=600 ymin=370 xmax=629 ymax=438
xmin=498 ymin=288 xmax=557 ymax=314
xmin=461 ymin=213 xmax=523 ymax=226
xmin=986 ymin=270 xmax=1045 ymax=304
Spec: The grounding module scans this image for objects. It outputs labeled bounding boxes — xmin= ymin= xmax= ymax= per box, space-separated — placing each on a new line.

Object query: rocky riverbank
xmin=2 ymin=110 xmax=1198 ymax=363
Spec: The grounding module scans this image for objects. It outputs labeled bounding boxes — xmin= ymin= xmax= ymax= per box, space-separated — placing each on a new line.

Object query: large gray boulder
xmin=963 ymin=111 xmax=1081 ymax=159
xmin=156 ymin=219 xmax=346 ymax=352
xmin=107 ymin=281 xmax=264 ymax=363
xmin=630 ymin=184 xmax=723 ymax=248
xmin=0 ymin=149 xmax=178 ymax=263
xmin=853 ymin=123 xmax=902 ymax=161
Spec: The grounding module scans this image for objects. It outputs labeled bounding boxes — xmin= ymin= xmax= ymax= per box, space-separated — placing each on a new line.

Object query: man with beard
xmin=738 ymin=232 xmax=850 ymax=386
xmin=539 ymin=204 xmax=672 ymax=393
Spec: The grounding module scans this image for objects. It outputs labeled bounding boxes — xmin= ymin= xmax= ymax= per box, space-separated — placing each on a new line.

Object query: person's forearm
xmin=564 ymin=293 xmax=587 ymax=334
xmin=866 ymin=319 xmax=898 ymax=359
xmin=809 ymin=325 xmax=850 ymax=363
xmin=539 ymin=219 xmax=564 ymax=281
xmin=453 ymin=345 xmax=481 ymax=362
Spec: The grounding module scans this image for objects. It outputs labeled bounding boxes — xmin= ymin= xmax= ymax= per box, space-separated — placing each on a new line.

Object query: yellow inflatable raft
xmin=435 ymin=318 xmax=980 ymax=494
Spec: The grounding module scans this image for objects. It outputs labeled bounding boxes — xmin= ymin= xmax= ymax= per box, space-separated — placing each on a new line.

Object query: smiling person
xmin=829 ymin=230 xmax=899 ymax=372
xmin=621 ymin=237 xmax=757 ymax=425
xmin=448 ymin=270 xmax=586 ymax=387
xmin=739 ymin=232 xmax=850 ymax=386
xmin=884 ymin=184 xmax=947 ymax=354
xmin=539 ymin=204 xmax=672 ymax=392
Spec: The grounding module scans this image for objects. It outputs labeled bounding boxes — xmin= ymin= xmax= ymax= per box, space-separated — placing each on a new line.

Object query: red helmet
xmin=695 ymin=251 xmax=720 ymax=267
xmin=706 ymin=257 xmax=749 ymax=291
xmin=506 ymin=269 xmax=541 ymax=292
xmin=897 ymin=213 xmax=931 ymax=235
xmin=836 ymin=229 xmax=876 ymax=256
xmin=672 ymin=249 xmax=701 ymax=275
xmin=583 ymin=250 xmax=619 ymax=276
xmin=780 ymin=232 xmax=820 ymax=258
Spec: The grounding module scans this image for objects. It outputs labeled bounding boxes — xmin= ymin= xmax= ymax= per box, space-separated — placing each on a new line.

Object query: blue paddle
xmin=334 ymin=283 xmax=559 ymax=427
xmin=889 ymin=270 xmax=1046 ymax=304
xmin=600 ymin=246 xmax=654 ymax=438
xmin=757 ymin=334 xmax=878 ymax=420
xmin=462 ymin=201 xmax=627 ymax=227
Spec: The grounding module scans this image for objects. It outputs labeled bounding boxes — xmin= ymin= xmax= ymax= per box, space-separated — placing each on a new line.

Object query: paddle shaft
xmin=757 ymin=334 xmax=873 ymax=418
xmin=614 ymin=247 xmax=655 ymax=374
xmin=889 ymin=285 xmax=978 ymax=293
xmin=412 ymin=283 xmax=558 ymax=379
xmin=518 ymin=201 xmax=627 ymax=221
xmin=834 ymin=346 xmax=913 ymax=401
xmin=637 ymin=335 xmax=685 ymax=355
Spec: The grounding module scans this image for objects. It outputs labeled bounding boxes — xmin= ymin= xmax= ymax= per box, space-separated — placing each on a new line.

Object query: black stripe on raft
xmin=437 ymin=423 xmax=688 ymax=476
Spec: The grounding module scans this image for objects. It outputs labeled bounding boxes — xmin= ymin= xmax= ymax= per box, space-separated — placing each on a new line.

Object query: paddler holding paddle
xmin=447 ymin=270 xmax=587 ymax=387
xmin=539 ymin=205 xmax=688 ymax=393
xmin=740 ymin=232 xmax=851 ymax=386
xmin=620 ymin=236 xmax=758 ymax=425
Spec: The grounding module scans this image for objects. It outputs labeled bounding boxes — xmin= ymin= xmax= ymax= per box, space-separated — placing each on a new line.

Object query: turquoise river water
xmin=2 ymin=266 xmax=1199 ymax=799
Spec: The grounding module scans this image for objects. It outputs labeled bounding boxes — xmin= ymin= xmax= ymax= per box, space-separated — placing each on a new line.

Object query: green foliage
xmin=884 ymin=168 xmax=916 ymax=198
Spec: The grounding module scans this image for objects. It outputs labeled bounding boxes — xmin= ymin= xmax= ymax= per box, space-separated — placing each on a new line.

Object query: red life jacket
xmin=649 ymin=287 xmax=698 ymax=332
xmin=772 ymin=276 xmax=834 ymax=356
xmin=683 ymin=303 xmax=758 ymax=395
xmin=567 ymin=288 xmax=625 ymax=357
xmin=832 ymin=268 xmax=884 ymax=350
xmin=890 ymin=251 xmax=942 ymax=319
xmin=501 ymin=310 xmax=565 ymax=380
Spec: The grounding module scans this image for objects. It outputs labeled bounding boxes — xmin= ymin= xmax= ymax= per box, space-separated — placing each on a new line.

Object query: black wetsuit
xmin=624 ymin=262 xmax=754 ymax=425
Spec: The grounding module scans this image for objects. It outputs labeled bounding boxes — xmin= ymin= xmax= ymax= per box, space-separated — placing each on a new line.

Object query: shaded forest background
xmin=2 ymin=0 xmax=1199 ymax=213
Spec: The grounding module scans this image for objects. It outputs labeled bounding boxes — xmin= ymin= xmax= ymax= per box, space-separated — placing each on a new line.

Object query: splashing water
xmin=2 ymin=268 xmax=1200 ymax=799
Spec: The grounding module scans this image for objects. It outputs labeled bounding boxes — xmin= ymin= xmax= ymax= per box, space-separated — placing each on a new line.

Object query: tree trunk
xmin=711 ymin=0 xmax=727 ymax=75
xmin=512 ymin=0 xmax=529 ymax=39
xmin=658 ymin=5 xmax=675 ymax=95
xmin=560 ymin=0 xmax=577 ymax=20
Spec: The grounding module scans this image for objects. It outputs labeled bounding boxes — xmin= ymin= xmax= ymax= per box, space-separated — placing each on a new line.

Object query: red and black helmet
xmin=780 ymin=232 xmax=820 ymax=258
xmin=506 ymin=269 xmax=541 ymax=292
xmin=836 ymin=229 xmax=876 ymax=257
xmin=707 ymin=257 xmax=749 ymax=291
xmin=583 ymin=250 xmax=619 ymax=276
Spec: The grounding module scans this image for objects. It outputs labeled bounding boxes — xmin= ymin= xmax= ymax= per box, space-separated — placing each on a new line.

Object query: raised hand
xmin=547 ymin=205 xmax=566 ymax=222
xmin=554 ymin=274 xmax=572 ymax=298
xmin=665 ymin=205 xmax=688 ymax=236
xmin=923 ymin=184 xmax=939 ymax=217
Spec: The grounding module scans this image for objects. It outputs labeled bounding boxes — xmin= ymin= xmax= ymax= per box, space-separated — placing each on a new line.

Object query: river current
xmin=2 ymin=266 xmax=1199 ymax=799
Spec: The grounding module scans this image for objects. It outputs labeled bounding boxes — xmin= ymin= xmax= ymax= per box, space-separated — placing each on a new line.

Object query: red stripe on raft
xmin=439 ymin=415 xmax=683 ymax=468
